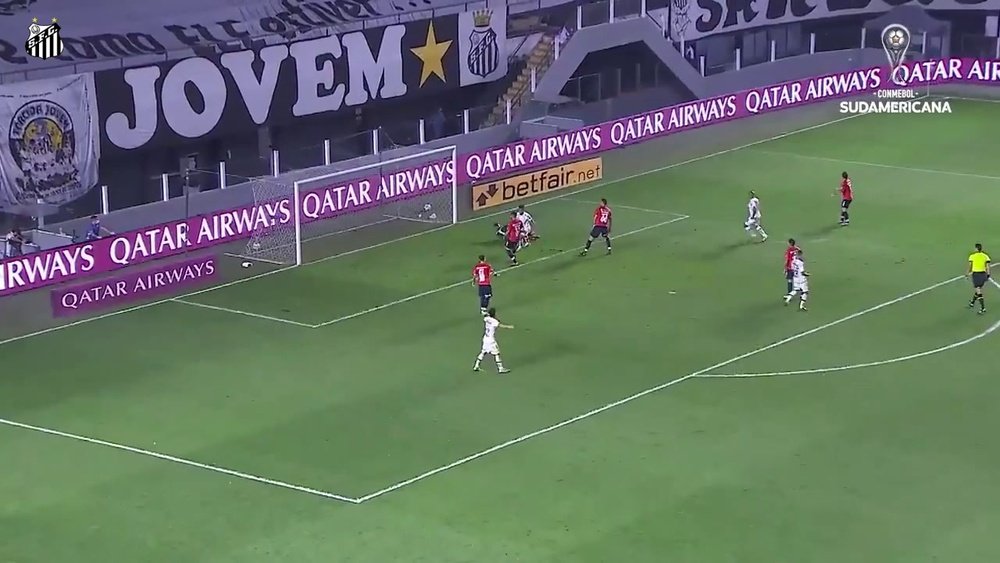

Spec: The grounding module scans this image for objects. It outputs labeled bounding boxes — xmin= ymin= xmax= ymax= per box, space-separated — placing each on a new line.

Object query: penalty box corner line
xmin=350 ymin=272 xmax=966 ymax=503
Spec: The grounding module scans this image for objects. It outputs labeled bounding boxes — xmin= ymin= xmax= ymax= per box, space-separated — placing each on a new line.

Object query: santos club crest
xmin=25 ymin=17 xmax=63 ymax=59
xmin=466 ymin=9 xmax=499 ymax=79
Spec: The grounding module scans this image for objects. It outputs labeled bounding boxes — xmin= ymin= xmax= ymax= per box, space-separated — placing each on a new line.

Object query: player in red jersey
xmin=784 ymin=238 xmax=800 ymax=294
xmin=580 ymin=198 xmax=613 ymax=256
xmin=838 ymin=171 xmax=854 ymax=226
xmin=504 ymin=211 xmax=522 ymax=265
xmin=472 ymin=255 xmax=495 ymax=314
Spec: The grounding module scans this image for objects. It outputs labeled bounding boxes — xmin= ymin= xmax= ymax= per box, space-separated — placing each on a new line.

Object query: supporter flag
xmin=0 ymin=73 xmax=101 ymax=207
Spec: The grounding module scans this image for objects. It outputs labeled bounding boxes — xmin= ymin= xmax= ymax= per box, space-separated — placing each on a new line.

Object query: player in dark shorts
xmin=580 ymin=199 xmax=613 ymax=256
xmin=968 ymin=243 xmax=991 ymax=314
xmin=504 ymin=212 xmax=522 ymax=265
xmin=472 ymin=255 xmax=495 ymax=314
xmin=839 ymin=171 xmax=853 ymax=226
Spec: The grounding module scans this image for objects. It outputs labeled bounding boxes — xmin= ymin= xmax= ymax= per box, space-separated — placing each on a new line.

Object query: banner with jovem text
xmin=0 ymin=73 xmax=100 ymax=208
xmin=93 ymin=7 xmax=508 ymax=154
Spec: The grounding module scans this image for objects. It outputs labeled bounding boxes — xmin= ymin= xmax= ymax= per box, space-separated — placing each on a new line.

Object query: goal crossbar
xmin=290 ymin=145 xmax=460 ymax=266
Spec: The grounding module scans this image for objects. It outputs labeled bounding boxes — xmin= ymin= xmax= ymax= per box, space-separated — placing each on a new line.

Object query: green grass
xmin=3 ymin=100 xmax=1000 ymax=562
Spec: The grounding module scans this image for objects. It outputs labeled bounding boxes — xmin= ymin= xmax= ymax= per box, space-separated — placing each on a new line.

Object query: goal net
xmin=239 ymin=145 xmax=458 ymax=266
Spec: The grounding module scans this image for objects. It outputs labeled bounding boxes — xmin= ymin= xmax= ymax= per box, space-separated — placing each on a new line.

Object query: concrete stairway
xmin=483 ymin=33 xmax=558 ymax=128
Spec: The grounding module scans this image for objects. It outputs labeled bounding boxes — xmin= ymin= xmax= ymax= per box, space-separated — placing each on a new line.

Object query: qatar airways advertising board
xmin=2 ymin=57 xmax=999 ymax=298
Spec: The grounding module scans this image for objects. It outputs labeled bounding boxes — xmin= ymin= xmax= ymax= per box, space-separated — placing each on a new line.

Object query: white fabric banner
xmin=458 ymin=5 xmax=508 ymax=86
xmin=0 ymin=73 xmax=100 ymax=207
xmin=663 ymin=0 xmax=1000 ymax=42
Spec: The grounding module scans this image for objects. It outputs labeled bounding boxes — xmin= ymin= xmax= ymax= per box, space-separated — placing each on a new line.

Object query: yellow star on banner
xmin=410 ymin=21 xmax=451 ymax=87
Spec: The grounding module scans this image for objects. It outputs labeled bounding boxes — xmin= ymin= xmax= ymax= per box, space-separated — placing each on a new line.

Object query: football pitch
xmin=4 ymin=97 xmax=1000 ymax=562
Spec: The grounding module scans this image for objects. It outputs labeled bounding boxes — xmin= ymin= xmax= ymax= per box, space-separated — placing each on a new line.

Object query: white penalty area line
xmin=352 ymin=273 xmax=964 ymax=503
xmin=311 ymin=214 xmax=690 ymax=328
xmin=0 ymin=268 xmax=963 ymax=507
xmin=0 ymin=417 xmax=361 ymax=504
xmin=560 ymin=198 xmax=679 ymax=215
xmin=750 ymin=149 xmax=1000 ymax=183
xmin=0 ymin=111 xmax=867 ymax=348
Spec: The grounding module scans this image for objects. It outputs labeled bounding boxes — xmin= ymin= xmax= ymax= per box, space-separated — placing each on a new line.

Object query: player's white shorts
xmin=481 ymin=337 xmax=500 ymax=356
xmin=792 ymin=279 xmax=809 ymax=293
xmin=521 ymin=222 xmax=533 ymax=236
xmin=744 ymin=217 xmax=760 ymax=230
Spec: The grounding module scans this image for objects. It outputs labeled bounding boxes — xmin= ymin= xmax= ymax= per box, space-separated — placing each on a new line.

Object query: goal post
xmin=240 ymin=145 xmax=459 ymax=266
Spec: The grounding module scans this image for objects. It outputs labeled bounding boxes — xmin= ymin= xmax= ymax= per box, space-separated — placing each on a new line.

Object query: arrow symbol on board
xmin=486 ymin=185 xmax=498 ymax=196
xmin=476 ymin=193 xmax=489 ymax=207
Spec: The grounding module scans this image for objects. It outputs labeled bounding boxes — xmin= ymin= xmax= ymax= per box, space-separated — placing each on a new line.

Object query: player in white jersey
xmin=783 ymin=249 xmax=809 ymax=310
xmin=516 ymin=205 xmax=537 ymax=248
xmin=744 ymin=190 xmax=768 ymax=241
xmin=474 ymin=307 xmax=514 ymax=373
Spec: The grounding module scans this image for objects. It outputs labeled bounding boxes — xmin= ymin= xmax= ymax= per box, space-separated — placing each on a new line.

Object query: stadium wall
xmin=42 ymin=124 xmax=518 ymax=238
xmin=703 ymin=49 xmax=892 ymax=96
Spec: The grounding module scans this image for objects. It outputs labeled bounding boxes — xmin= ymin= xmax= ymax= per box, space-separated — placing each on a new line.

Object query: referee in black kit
xmin=968 ymin=243 xmax=991 ymax=314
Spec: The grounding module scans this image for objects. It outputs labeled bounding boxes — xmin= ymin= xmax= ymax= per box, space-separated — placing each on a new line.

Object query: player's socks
xmin=605 ymin=238 xmax=612 ymax=254
xmin=495 ymin=356 xmax=507 ymax=372
xmin=799 ymin=293 xmax=808 ymax=310
xmin=756 ymin=226 xmax=768 ymax=240
xmin=978 ymin=295 xmax=986 ymax=312
xmin=786 ymin=279 xmax=794 ymax=293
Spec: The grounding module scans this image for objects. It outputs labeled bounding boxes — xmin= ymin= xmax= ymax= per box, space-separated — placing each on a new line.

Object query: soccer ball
xmin=252 ymin=242 xmax=261 ymax=251
xmin=241 ymin=261 xmax=252 ymax=268
xmin=887 ymin=29 xmax=906 ymax=49
xmin=423 ymin=203 xmax=432 ymax=211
